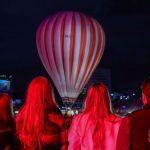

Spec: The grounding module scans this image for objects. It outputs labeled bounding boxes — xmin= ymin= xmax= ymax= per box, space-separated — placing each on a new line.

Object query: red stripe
xmin=75 ymin=14 xmax=86 ymax=83
xmin=96 ymin=21 xmax=105 ymax=61
xmin=36 ymin=22 xmax=43 ymax=60
xmin=51 ymin=15 xmax=60 ymax=75
xmin=37 ymin=20 xmax=47 ymax=63
xmin=44 ymin=19 xmax=51 ymax=68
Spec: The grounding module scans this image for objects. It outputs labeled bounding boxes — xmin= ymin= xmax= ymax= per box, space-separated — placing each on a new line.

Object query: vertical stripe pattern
xmin=36 ymin=11 xmax=105 ymax=104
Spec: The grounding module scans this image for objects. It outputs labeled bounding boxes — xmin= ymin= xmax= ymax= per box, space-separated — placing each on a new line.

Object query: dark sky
xmin=0 ymin=0 xmax=150 ymax=94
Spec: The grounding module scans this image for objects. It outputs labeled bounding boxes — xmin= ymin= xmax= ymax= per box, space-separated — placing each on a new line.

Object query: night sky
xmin=0 ymin=0 xmax=150 ymax=94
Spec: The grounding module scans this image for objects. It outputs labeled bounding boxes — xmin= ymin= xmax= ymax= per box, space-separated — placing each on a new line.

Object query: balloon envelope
xmin=36 ymin=11 xmax=105 ymax=106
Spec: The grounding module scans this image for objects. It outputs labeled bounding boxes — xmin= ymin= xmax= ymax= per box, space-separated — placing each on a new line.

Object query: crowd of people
xmin=0 ymin=76 xmax=150 ymax=150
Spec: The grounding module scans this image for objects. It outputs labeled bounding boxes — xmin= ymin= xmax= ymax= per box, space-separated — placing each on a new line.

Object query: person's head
xmin=16 ymin=76 xmax=58 ymax=149
xmin=84 ymin=82 xmax=111 ymax=117
xmin=141 ymin=77 xmax=150 ymax=104
xmin=25 ymin=76 xmax=57 ymax=111
xmin=0 ymin=93 xmax=14 ymax=123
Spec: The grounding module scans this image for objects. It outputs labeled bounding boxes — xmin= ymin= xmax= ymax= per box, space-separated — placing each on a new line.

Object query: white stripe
xmin=63 ymin=12 xmax=73 ymax=97
xmin=71 ymin=12 xmax=82 ymax=98
xmin=53 ymin=13 xmax=67 ymax=97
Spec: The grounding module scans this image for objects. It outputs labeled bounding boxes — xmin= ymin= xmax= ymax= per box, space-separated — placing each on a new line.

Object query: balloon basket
xmin=62 ymin=97 xmax=76 ymax=110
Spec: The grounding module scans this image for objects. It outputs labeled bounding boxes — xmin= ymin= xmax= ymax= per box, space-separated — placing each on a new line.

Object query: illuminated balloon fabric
xmin=36 ymin=11 xmax=105 ymax=104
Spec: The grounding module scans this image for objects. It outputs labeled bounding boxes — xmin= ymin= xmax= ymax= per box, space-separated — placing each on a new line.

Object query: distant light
xmin=110 ymin=93 xmax=114 ymax=96
xmin=9 ymin=75 xmax=13 ymax=78
xmin=15 ymin=110 xmax=19 ymax=114
xmin=122 ymin=105 xmax=126 ymax=109
xmin=75 ymin=110 xmax=79 ymax=114
xmin=0 ymin=75 xmax=7 ymax=78
xmin=133 ymin=93 xmax=135 ymax=96
xmin=0 ymin=80 xmax=10 ymax=91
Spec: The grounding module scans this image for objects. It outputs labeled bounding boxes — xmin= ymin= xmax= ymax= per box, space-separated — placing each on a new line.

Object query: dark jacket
xmin=19 ymin=111 xmax=68 ymax=150
xmin=128 ymin=103 xmax=150 ymax=150
xmin=116 ymin=103 xmax=150 ymax=150
xmin=0 ymin=121 xmax=16 ymax=150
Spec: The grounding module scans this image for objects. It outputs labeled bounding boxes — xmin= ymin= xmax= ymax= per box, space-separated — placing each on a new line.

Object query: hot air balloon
xmin=36 ymin=11 xmax=105 ymax=107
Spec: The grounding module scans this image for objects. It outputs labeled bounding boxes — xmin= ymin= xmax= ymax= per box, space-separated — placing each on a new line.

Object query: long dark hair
xmin=16 ymin=76 xmax=59 ymax=149
xmin=0 ymin=93 xmax=14 ymax=126
xmin=82 ymin=83 xmax=116 ymax=148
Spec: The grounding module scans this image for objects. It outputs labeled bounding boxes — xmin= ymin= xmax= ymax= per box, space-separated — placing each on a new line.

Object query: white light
xmin=15 ymin=110 xmax=19 ymax=114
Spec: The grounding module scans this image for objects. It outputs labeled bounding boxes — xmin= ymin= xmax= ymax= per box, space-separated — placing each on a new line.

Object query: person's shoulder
xmin=72 ymin=112 xmax=90 ymax=125
xmin=128 ymin=107 xmax=145 ymax=117
xmin=109 ymin=113 xmax=123 ymax=123
xmin=0 ymin=120 xmax=15 ymax=130
xmin=69 ymin=113 xmax=85 ymax=131
xmin=72 ymin=113 xmax=82 ymax=121
xmin=71 ymin=113 xmax=82 ymax=123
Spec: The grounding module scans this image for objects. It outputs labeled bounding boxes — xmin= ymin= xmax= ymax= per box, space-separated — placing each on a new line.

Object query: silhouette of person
xmin=116 ymin=77 xmax=150 ymax=150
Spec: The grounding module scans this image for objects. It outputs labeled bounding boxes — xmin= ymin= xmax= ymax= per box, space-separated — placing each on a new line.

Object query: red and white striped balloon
xmin=36 ymin=11 xmax=105 ymax=105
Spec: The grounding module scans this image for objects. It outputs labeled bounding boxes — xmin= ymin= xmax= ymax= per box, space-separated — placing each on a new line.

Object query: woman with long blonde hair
xmin=68 ymin=82 xmax=122 ymax=150
xmin=16 ymin=76 xmax=67 ymax=150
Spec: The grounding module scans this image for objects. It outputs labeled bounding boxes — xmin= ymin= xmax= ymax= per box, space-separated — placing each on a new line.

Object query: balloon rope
xmin=62 ymin=97 xmax=76 ymax=137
